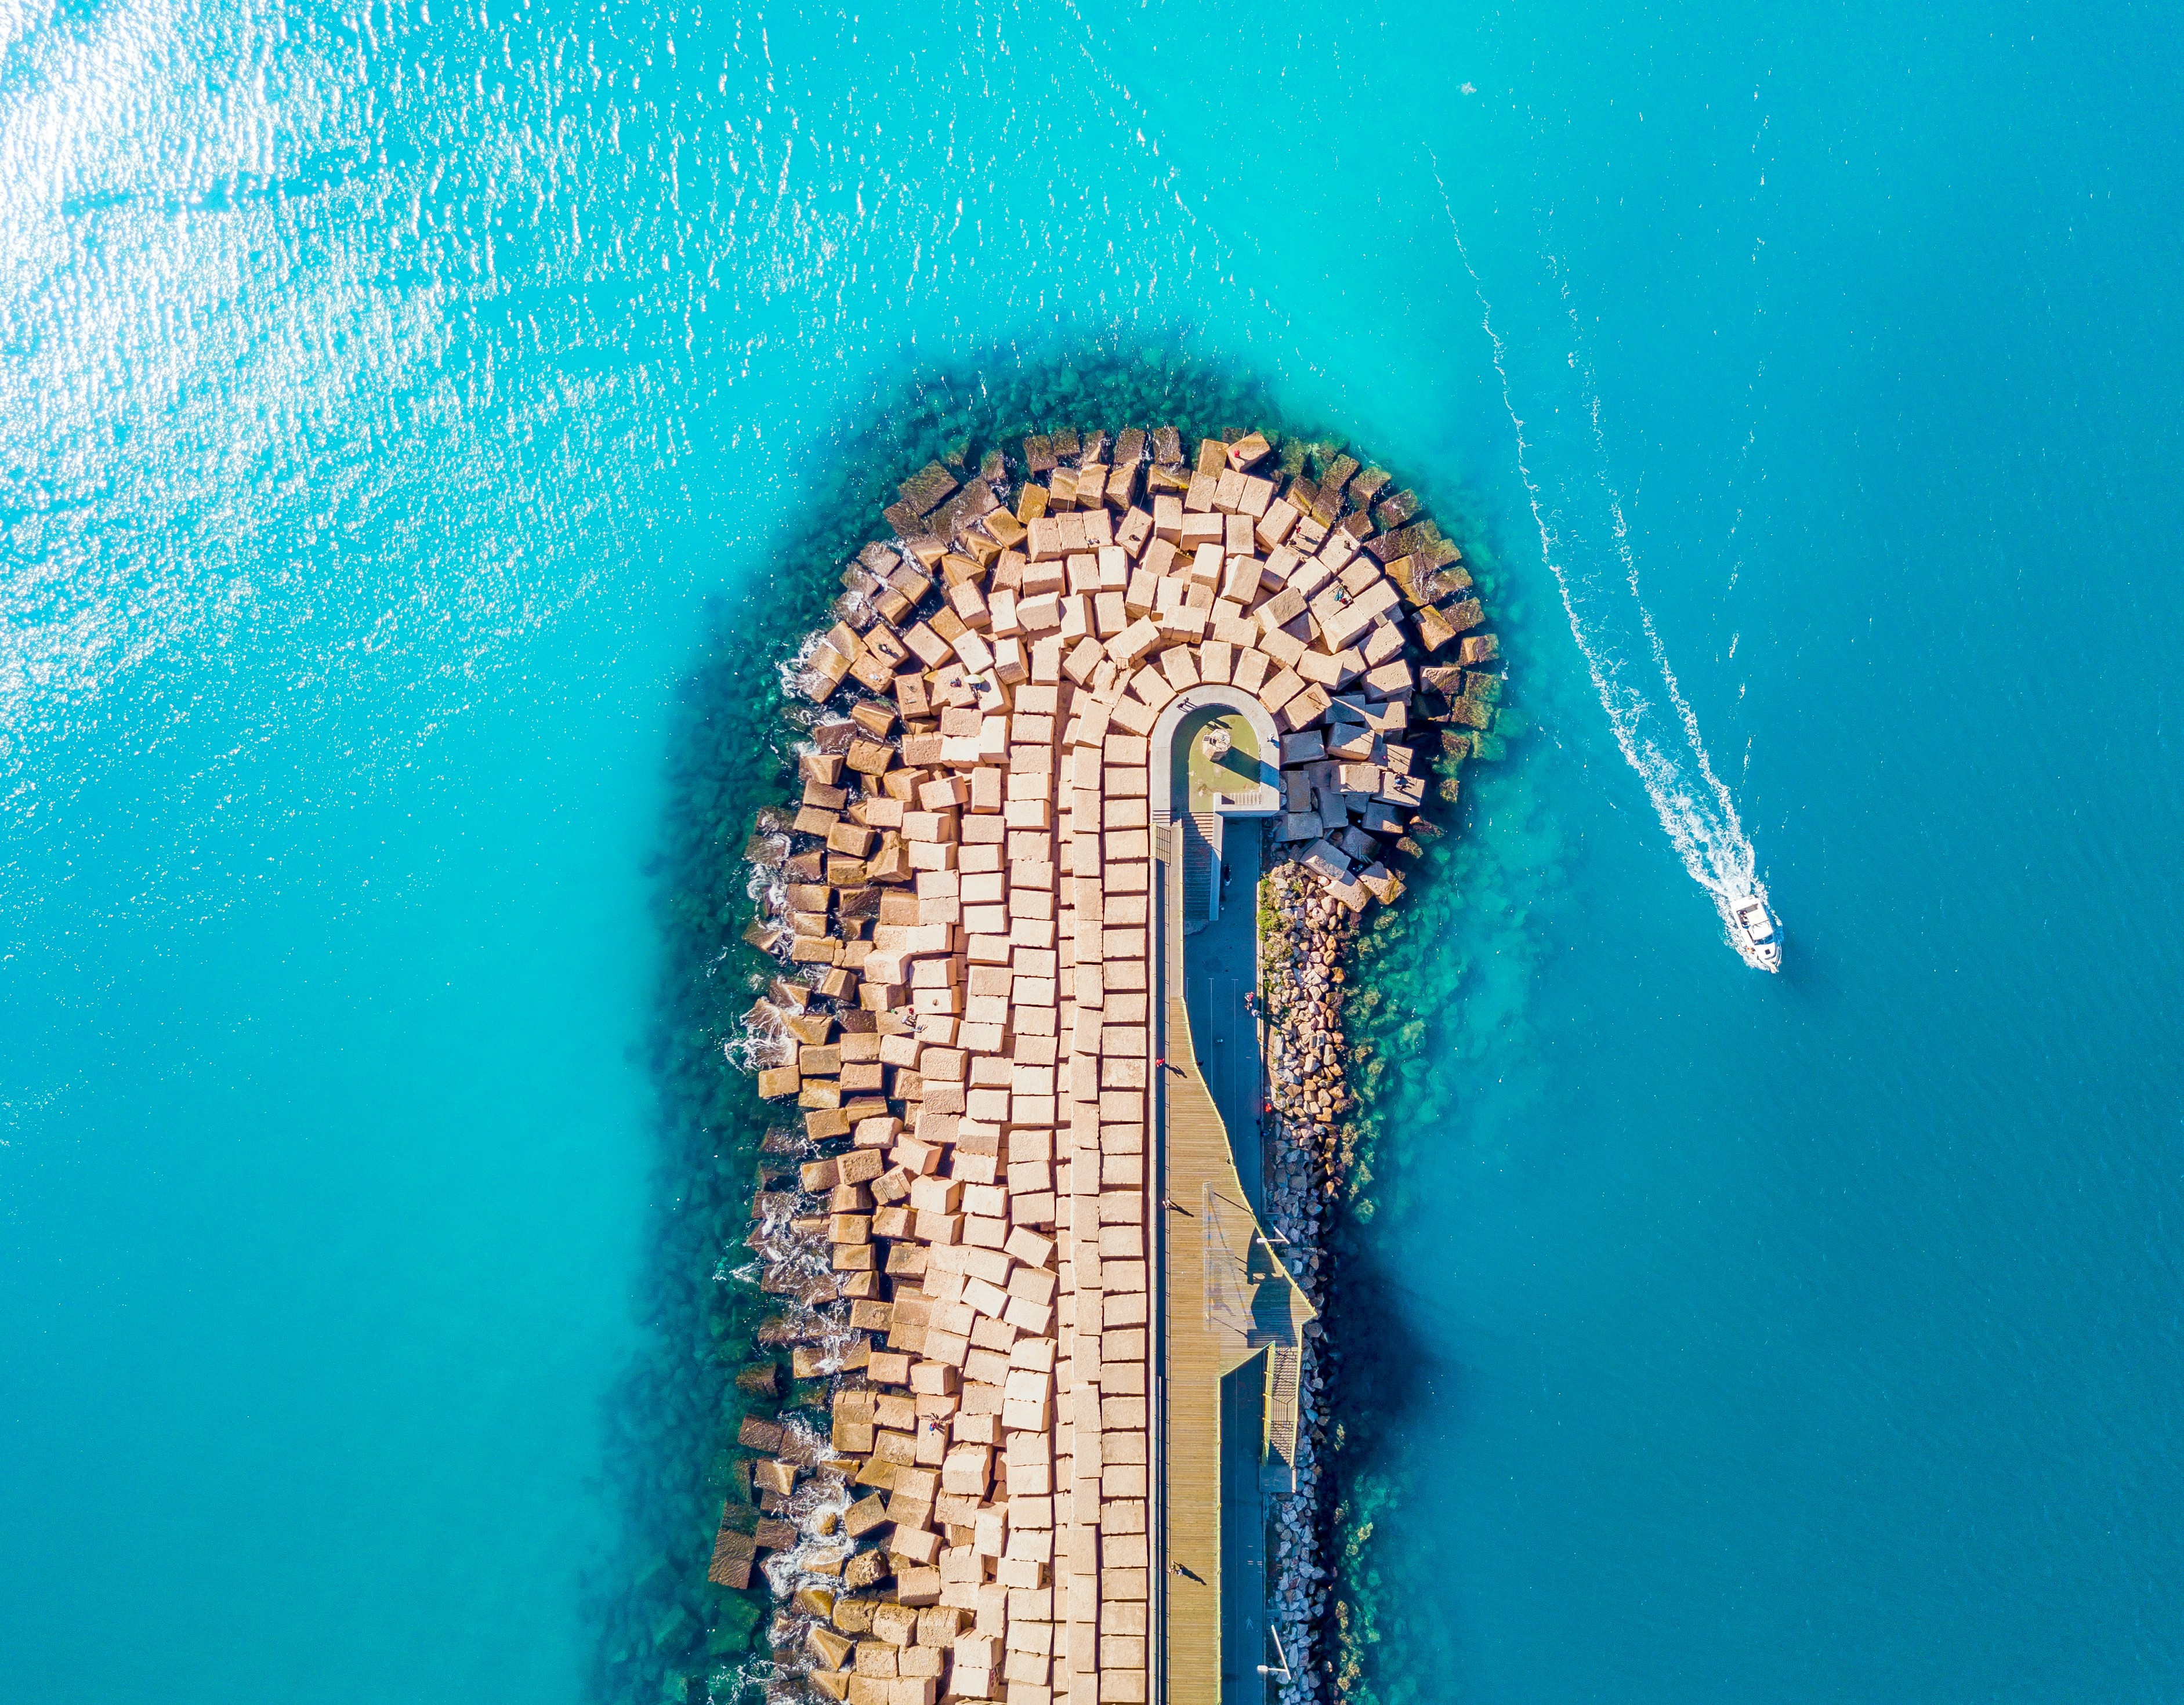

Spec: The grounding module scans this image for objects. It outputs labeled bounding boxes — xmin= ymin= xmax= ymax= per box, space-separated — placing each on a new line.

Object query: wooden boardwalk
xmin=1157 ymin=822 xmax=1310 ymax=1705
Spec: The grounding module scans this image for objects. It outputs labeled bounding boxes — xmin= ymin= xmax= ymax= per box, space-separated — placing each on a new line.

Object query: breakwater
xmin=599 ymin=346 xmax=1512 ymax=1705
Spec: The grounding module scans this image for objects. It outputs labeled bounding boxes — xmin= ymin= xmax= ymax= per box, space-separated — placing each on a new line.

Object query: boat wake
xmin=1425 ymin=157 xmax=1779 ymax=970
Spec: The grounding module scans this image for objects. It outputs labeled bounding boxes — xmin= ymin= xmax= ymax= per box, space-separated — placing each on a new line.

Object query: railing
xmin=1263 ymin=1347 xmax=1303 ymax=1493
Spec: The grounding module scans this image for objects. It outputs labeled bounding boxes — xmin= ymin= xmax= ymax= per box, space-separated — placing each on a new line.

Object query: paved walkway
xmin=1161 ymin=804 xmax=1292 ymax=1705
xmin=1155 ymin=694 xmax=1316 ymax=1705
xmin=1156 ymin=828 xmax=1234 ymax=1705
xmin=1182 ymin=832 xmax=1272 ymax=1705
xmin=1185 ymin=830 xmax=1267 ymax=1216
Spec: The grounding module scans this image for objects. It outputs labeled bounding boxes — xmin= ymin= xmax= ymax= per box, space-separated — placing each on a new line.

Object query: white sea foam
xmin=1426 ymin=156 xmax=1777 ymax=968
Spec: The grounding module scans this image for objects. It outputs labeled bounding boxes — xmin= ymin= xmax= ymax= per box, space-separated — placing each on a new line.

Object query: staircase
xmin=1181 ymin=811 xmax=1223 ymax=933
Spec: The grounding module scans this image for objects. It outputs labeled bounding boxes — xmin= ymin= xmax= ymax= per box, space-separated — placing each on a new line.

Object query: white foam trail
xmin=1425 ymin=156 xmax=1777 ymax=968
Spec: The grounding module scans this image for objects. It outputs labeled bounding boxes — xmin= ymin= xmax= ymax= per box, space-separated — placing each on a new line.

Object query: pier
xmin=727 ymin=425 xmax=1504 ymax=1705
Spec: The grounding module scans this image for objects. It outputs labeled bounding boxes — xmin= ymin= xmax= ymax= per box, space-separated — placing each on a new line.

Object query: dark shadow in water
xmin=1321 ymin=1237 xmax=1454 ymax=1474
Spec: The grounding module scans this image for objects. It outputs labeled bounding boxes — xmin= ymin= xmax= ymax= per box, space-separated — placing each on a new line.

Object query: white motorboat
xmin=1728 ymin=889 xmax=1782 ymax=971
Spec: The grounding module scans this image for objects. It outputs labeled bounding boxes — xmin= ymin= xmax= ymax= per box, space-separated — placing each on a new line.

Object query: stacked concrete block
xmin=736 ymin=427 xmax=1500 ymax=1704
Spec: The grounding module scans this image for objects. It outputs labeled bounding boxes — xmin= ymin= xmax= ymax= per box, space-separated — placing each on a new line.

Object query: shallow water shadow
xmin=1323 ymin=1238 xmax=1454 ymax=1474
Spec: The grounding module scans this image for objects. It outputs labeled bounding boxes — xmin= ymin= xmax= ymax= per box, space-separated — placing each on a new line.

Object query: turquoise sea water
xmin=5 ymin=1 xmax=2181 ymax=1701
